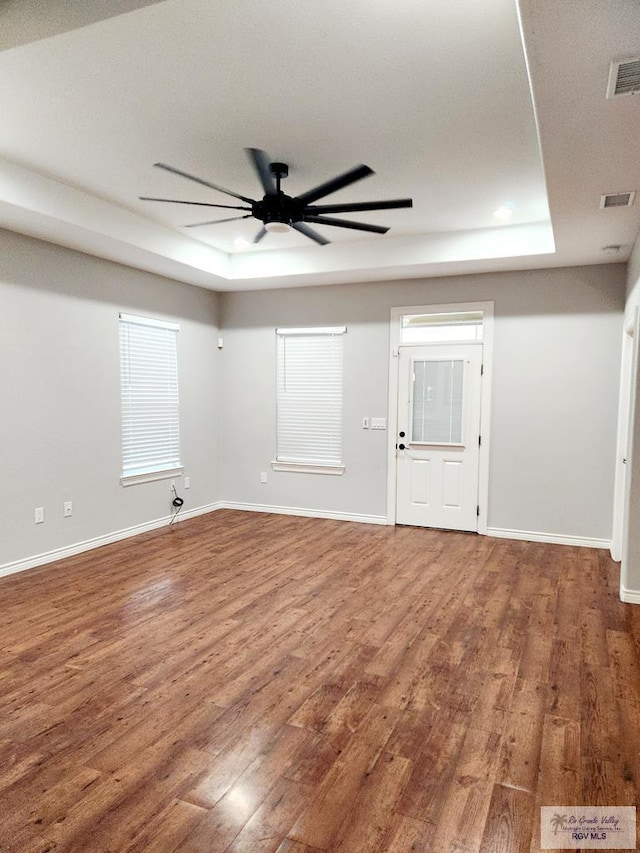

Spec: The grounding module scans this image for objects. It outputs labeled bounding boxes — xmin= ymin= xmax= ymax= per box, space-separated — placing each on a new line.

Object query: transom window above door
xmin=400 ymin=311 xmax=483 ymax=344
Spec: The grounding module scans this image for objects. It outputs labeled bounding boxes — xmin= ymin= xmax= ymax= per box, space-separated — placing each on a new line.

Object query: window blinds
xmin=412 ymin=358 xmax=464 ymax=444
xmin=276 ymin=327 xmax=345 ymax=466
xmin=119 ymin=313 xmax=181 ymax=480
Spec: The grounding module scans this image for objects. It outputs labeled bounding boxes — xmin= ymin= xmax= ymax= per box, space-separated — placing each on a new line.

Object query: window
xmin=274 ymin=326 xmax=346 ymax=474
xmin=119 ymin=313 xmax=182 ymax=485
xmin=400 ymin=311 xmax=483 ymax=344
xmin=412 ymin=358 xmax=464 ymax=444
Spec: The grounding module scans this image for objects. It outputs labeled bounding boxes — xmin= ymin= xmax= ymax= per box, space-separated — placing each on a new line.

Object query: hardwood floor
xmin=1 ymin=510 xmax=639 ymax=852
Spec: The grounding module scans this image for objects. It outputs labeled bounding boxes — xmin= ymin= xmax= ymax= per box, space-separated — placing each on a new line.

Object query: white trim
xmin=611 ymin=317 xmax=635 ymax=561
xmin=276 ymin=326 xmax=346 ymax=336
xmin=387 ymin=301 xmax=494 ymax=534
xmin=0 ymin=502 xmax=223 ymax=579
xmin=620 ymin=585 xmax=640 ymax=605
xmin=1 ymin=503 xmax=613 ymax=581
xmin=119 ymin=312 xmax=179 ymax=332
xmin=0 ymin=502 xmax=385 ymax=579
xmin=409 ymin=442 xmax=465 ymax=449
xmin=121 ymin=466 xmax=184 ymax=486
xmin=221 ymin=501 xmax=387 ymax=526
xmin=398 ymin=341 xmax=483 ymax=349
xmin=271 ymin=461 xmax=345 ymax=475
xmin=621 ymin=306 xmax=640 ymax=597
xmin=487 ymin=526 xmax=611 ymax=550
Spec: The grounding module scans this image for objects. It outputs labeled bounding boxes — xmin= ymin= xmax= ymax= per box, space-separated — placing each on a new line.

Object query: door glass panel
xmin=412 ymin=359 xmax=464 ymax=443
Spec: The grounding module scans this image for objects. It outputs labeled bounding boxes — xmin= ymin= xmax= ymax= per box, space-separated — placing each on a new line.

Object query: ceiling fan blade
xmin=185 ymin=214 xmax=253 ymax=228
xmin=254 ymin=227 xmax=268 ymax=244
xmin=296 ymin=164 xmax=374 ymax=206
xmin=304 ymin=198 xmax=413 ymax=215
xmin=292 ymin=222 xmax=330 ymax=246
xmin=246 ymin=148 xmax=277 ymax=196
xmin=154 ymin=162 xmax=256 ymax=205
xmin=303 ymin=215 xmax=389 ymax=234
xmin=140 ymin=196 xmax=252 ymax=211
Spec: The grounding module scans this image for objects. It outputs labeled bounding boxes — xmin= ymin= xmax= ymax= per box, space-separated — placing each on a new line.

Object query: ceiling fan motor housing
xmin=259 ymin=162 xmax=297 ymax=229
xmin=256 ymin=192 xmax=303 ymax=229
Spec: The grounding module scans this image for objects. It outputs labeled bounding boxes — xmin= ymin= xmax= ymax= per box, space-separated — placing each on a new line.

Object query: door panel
xmin=410 ymin=459 xmax=431 ymax=505
xmin=396 ymin=343 xmax=482 ymax=531
xmin=442 ymin=459 xmax=462 ymax=508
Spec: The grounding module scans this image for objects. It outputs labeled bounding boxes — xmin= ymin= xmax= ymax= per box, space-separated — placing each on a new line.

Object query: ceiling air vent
xmin=600 ymin=191 xmax=636 ymax=209
xmin=606 ymin=57 xmax=640 ymax=98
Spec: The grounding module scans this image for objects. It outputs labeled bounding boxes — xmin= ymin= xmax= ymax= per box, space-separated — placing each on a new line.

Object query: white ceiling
xmin=0 ymin=0 xmax=638 ymax=292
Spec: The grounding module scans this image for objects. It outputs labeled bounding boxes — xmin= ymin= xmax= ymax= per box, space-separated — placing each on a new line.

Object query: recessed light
xmin=493 ymin=205 xmax=514 ymax=221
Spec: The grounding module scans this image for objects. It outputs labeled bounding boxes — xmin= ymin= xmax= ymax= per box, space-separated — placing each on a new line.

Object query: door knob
xmin=398 ymin=443 xmax=406 ymax=450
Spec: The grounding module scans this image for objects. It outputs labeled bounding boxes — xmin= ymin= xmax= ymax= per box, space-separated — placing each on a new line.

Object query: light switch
xmin=371 ymin=418 xmax=387 ymax=430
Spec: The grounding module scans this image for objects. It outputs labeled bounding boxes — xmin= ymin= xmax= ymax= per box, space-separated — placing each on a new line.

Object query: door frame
xmin=386 ymin=301 xmax=494 ymax=533
xmin=611 ymin=311 xmax=636 ymax=562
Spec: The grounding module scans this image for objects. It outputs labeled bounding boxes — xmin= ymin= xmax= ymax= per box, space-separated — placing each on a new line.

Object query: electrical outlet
xmin=63 ymin=501 xmax=73 ymax=517
xmin=184 ymin=476 xmax=191 ymax=489
xmin=260 ymin=472 xmax=268 ymax=484
xmin=35 ymin=507 xmax=44 ymax=524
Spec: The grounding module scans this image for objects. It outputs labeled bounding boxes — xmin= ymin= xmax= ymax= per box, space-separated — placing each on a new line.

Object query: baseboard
xmin=0 ymin=501 xmax=384 ymax=579
xmin=0 ymin=501 xmax=223 ymax=579
xmin=221 ymin=501 xmax=388 ymax=526
xmin=486 ymin=526 xmax=611 ymax=550
xmin=2 ymin=508 xmax=609 ymax=580
xmin=620 ymin=586 xmax=640 ymax=605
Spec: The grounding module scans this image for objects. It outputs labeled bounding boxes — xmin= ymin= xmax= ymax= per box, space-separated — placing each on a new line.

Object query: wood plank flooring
xmin=0 ymin=510 xmax=639 ymax=852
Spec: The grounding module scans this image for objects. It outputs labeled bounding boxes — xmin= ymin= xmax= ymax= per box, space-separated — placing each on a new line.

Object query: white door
xmin=396 ymin=343 xmax=483 ymax=531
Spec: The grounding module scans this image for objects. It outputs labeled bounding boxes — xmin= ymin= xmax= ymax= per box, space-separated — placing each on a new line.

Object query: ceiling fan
xmin=139 ymin=148 xmax=413 ymax=246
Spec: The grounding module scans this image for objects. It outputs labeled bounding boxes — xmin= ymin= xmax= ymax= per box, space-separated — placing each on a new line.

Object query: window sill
xmin=271 ymin=461 xmax=345 ymax=476
xmin=121 ymin=466 xmax=184 ymax=487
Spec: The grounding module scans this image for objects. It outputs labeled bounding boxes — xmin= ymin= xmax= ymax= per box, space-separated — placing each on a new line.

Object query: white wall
xmin=219 ymin=264 xmax=625 ymax=541
xmin=0 ymin=231 xmax=626 ymax=571
xmin=0 ymin=229 xmax=221 ymax=570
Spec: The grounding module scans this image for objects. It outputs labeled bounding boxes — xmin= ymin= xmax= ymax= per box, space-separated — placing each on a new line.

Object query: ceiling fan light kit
xmin=264 ymin=221 xmax=292 ymax=233
xmin=140 ymin=148 xmax=413 ymax=246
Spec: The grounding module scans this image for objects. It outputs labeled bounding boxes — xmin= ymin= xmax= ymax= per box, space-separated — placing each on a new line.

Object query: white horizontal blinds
xmin=412 ymin=358 xmax=464 ymax=443
xmin=276 ymin=327 xmax=346 ymax=465
xmin=119 ymin=313 xmax=181 ymax=478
